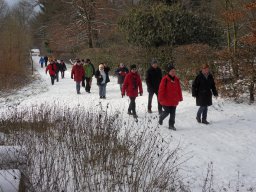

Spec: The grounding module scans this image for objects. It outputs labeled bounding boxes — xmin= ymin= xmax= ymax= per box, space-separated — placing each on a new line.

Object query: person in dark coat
xmin=45 ymin=60 xmax=57 ymax=85
xmin=115 ymin=63 xmax=129 ymax=92
xmin=83 ymin=59 xmax=95 ymax=93
xmin=122 ymin=64 xmax=143 ymax=118
xmin=158 ymin=64 xmax=183 ymax=130
xmin=192 ymin=64 xmax=218 ymax=124
xmin=44 ymin=56 xmax=48 ymax=67
xmin=54 ymin=59 xmax=61 ymax=82
xmin=146 ymin=59 xmax=162 ymax=114
xmin=71 ymin=60 xmax=85 ymax=94
xmin=59 ymin=60 xmax=67 ymax=78
xmin=95 ymin=63 xmax=110 ymax=99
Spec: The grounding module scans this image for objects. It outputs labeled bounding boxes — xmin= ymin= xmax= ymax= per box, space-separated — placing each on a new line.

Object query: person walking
xmin=71 ymin=59 xmax=85 ymax=94
xmin=122 ymin=64 xmax=143 ymax=118
xmin=192 ymin=64 xmax=218 ymax=124
xmin=44 ymin=56 xmax=48 ymax=67
xmin=59 ymin=60 xmax=67 ymax=78
xmin=83 ymin=59 xmax=95 ymax=93
xmin=115 ymin=63 xmax=129 ymax=93
xmin=95 ymin=63 xmax=110 ymax=99
xmin=54 ymin=59 xmax=61 ymax=82
xmin=45 ymin=60 xmax=57 ymax=85
xmin=39 ymin=56 xmax=44 ymax=68
xmin=146 ymin=59 xmax=162 ymax=114
xmin=158 ymin=64 xmax=183 ymax=130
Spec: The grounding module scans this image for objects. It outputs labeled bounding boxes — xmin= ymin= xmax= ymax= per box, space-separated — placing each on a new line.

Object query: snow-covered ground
xmin=1 ymin=56 xmax=256 ymax=191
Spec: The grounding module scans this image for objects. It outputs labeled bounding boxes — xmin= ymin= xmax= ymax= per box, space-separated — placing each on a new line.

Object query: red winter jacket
xmin=46 ymin=63 xmax=57 ymax=76
xmin=158 ymin=75 xmax=183 ymax=106
xmin=71 ymin=64 xmax=85 ymax=82
xmin=122 ymin=72 xmax=143 ymax=97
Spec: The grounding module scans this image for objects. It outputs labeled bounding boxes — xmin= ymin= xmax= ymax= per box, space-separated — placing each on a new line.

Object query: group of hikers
xmin=41 ymin=56 xmax=67 ymax=85
xmin=41 ymin=56 xmax=218 ymax=131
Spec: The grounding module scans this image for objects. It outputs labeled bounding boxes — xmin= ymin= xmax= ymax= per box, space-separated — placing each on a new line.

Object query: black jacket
xmin=115 ymin=67 xmax=129 ymax=84
xmin=145 ymin=67 xmax=162 ymax=92
xmin=192 ymin=72 xmax=218 ymax=106
xmin=95 ymin=67 xmax=110 ymax=85
xmin=59 ymin=62 xmax=67 ymax=71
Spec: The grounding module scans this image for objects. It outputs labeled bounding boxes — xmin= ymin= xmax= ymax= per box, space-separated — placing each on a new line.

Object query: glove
xmin=139 ymin=92 xmax=143 ymax=96
xmin=71 ymin=76 xmax=73 ymax=79
xmin=122 ymin=93 xmax=125 ymax=98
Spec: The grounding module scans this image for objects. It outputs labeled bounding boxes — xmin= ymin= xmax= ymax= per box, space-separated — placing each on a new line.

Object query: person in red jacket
xmin=71 ymin=59 xmax=85 ymax=94
xmin=158 ymin=64 xmax=183 ymax=130
xmin=45 ymin=60 xmax=57 ymax=85
xmin=122 ymin=64 xmax=143 ymax=118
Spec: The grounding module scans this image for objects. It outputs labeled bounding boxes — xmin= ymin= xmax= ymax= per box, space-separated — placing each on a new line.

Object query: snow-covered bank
xmin=0 ymin=56 xmax=256 ymax=191
xmin=0 ymin=170 xmax=21 ymax=192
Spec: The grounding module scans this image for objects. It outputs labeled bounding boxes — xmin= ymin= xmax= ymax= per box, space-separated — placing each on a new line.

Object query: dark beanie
xmin=151 ymin=58 xmax=158 ymax=65
xmin=167 ymin=63 xmax=175 ymax=72
xmin=130 ymin=64 xmax=137 ymax=70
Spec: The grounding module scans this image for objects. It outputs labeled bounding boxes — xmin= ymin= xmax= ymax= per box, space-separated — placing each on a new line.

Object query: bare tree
xmin=61 ymin=0 xmax=120 ymax=48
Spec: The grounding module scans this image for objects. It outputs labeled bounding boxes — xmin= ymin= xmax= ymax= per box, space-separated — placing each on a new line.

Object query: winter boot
xmin=202 ymin=119 xmax=210 ymax=125
xmin=196 ymin=117 xmax=201 ymax=123
xmin=169 ymin=125 xmax=176 ymax=131
xmin=148 ymin=109 xmax=152 ymax=113
xmin=133 ymin=113 xmax=138 ymax=118
xmin=127 ymin=110 xmax=132 ymax=115
xmin=158 ymin=118 xmax=163 ymax=125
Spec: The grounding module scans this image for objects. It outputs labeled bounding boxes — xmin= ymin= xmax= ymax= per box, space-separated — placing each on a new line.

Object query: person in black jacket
xmin=115 ymin=63 xmax=129 ymax=92
xmin=192 ymin=64 xmax=218 ymax=124
xmin=146 ymin=59 xmax=162 ymax=114
xmin=44 ymin=56 xmax=48 ymax=67
xmin=59 ymin=60 xmax=67 ymax=78
xmin=95 ymin=63 xmax=110 ymax=99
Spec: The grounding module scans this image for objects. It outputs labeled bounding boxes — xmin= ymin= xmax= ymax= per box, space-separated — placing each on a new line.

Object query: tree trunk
xmin=249 ymin=81 xmax=255 ymax=103
xmin=87 ymin=22 xmax=93 ymax=48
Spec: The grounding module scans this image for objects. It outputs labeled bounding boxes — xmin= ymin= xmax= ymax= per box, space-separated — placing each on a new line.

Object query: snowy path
xmin=1 ymin=56 xmax=256 ymax=191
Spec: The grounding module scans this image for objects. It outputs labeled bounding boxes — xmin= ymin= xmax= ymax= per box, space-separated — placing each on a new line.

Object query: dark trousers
xmin=128 ymin=97 xmax=136 ymax=114
xmin=55 ymin=71 xmax=59 ymax=82
xmin=148 ymin=91 xmax=162 ymax=113
xmin=85 ymin=77 xmax=92 ymax=92
xmin=159 ymin=106 xmax=176 ymax=126
xmin=40 ymin=62 xmax=43 ymax=68
xmin=61 ymin=71 xmax=65 ymax=78
xmin=50 ymin=75 xmax=55 ymax=85
xmin=119 ymin=84 xmax=123 ymax=92
xmin=197 ymin=106 xmax=208 ymax=120
xmin=45 ymin=62 xmax=47 ymax=67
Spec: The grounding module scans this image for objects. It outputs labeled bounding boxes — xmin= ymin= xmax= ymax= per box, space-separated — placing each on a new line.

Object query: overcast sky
xmin=4 ymin=0 xmax=20 ymax=7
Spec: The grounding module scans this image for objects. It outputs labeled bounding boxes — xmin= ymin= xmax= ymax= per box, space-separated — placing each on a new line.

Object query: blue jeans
xmin=76 ymin=81 xmax=81 ymax=93
xmin=197 ymin=106 xmax=208 ymax=120
xmin=98 ymin=83 xmax=106 ymax=97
